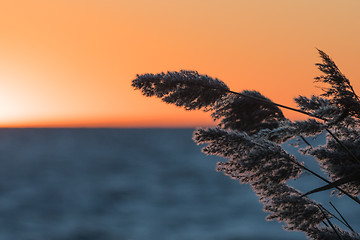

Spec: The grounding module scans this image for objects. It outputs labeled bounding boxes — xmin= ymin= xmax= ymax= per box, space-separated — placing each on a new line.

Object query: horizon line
xmin=0 ymin=126 xmax=206 ymax=129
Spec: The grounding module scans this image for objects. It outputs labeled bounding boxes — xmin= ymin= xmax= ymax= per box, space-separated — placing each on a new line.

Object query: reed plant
xmin=132 ymin=49 xmax=360 ymax=240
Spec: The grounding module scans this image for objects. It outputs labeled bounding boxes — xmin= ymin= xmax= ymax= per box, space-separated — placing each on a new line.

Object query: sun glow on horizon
xmin=0 ymin=0 xmax=359 ymax=127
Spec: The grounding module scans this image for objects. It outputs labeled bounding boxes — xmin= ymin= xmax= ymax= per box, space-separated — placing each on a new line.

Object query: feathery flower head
xmin=308 ymin=226 xmax=360 ymax=240
xmin=261 ymin=183 xmax=325 ymax=232
xmin=194 ymin=127 xmax=302 ymax=184
xmin=211 ymin=91 xmax=286 ymax=134
xmin=315 ymin=49 xmax=360 ymax=118
xmin=132 ymin=70 xmax=229 ymax=110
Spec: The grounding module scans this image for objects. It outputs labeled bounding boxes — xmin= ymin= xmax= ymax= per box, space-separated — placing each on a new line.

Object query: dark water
xmin=0 ymin=128 xmax=357 ymax=240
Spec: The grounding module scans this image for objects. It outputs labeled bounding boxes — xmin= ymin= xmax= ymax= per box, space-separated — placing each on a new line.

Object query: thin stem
xmin=300 ymin=135 xmax=313 ymax=148
xmin=252 ymin=137 xmax=360 ymax=204
xmin=227 ymin=90 xmax=328 ymax=121
xmin=318 ymin=205 xmax=344 ymax=240
xmin=292 ymin=160 xmax=360 ymax=205
xmin=324 ymin=208 xmax=350 ymax=230
xmin=325 ymin=127 xmax=360 ymax=163
xmin=228 ymin=90 xmax=360 ymax=163
xmin=226 ymin=88 xmax=360 ymax=202
xmin=329 ymin=201 xmax=355 ymax=233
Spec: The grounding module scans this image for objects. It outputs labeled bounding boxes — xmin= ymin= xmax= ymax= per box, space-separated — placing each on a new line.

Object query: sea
xmin=0 ymin=128 xmax=358 ymax=240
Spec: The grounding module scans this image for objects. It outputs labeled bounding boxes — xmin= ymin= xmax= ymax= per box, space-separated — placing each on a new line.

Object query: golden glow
xmin=0 ymin=0 xmax=359 ymax=127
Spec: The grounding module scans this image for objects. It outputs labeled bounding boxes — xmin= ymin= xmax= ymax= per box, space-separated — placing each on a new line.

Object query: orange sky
xmin=0 ymin=0 xmax=359 ymax=127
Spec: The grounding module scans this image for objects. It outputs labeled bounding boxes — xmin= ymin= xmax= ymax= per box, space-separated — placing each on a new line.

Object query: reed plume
xmin=132 ymin=50 xmax=360 ymax=239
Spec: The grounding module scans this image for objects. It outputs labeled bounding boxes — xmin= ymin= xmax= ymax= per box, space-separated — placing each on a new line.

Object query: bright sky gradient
xmin=0 ymin=0 xmax=359 ymax=127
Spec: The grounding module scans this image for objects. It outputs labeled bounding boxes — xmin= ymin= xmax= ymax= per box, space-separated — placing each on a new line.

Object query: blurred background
xmin=0 ymin=128 xmax=358 ymax=240
xmin=0 ymin=1 xmax=359 ymax=239
xmin=0 ymin=0 xmax=360 ymax=127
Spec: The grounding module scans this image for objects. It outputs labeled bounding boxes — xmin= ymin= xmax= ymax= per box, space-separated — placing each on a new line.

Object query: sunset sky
xmin=0 ymin=0 xmax=359 ymax=127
